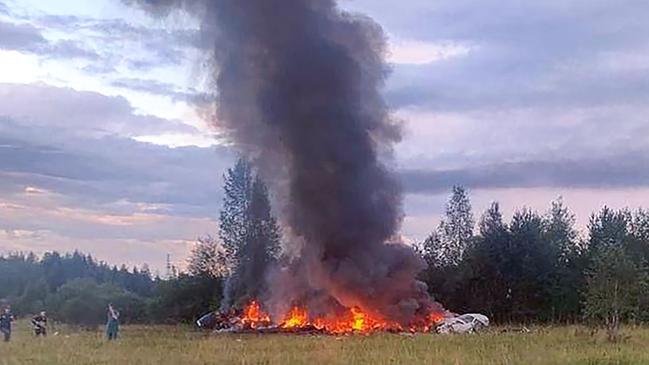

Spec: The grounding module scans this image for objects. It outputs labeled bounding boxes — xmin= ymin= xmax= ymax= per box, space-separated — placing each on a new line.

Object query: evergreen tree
xmin=219 ymin=158 xmax=282 ymax=308
xmin=460 ymin=202 xmax=510 ymax=319
xmin=506 ymin=208 xmax=551 ymax=321
xmin=629 ymin=209 xmax=649 ymax=320
xmin=543 ymin=197 xmax=583 ymax=321
xmin=437 ymin=185 xmax=474 ymax=266
xmin=231 ymin=177 xmax=281 ymax=303
xmin=586 ymin=207 xmax=631 ymax=258
xmin=219 ymin=158 xmax=254 ymax=272
xmin=629 ymin=209 xmax=649 ymax=265
xmin=420 ymin=231 xmax=442 ymax=270
xmin=544 ymin=197 xmax=579 ymax=259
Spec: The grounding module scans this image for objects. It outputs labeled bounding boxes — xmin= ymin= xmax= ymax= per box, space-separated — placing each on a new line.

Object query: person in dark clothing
xmin=0 ymin=307 xmax=14 ymax=342
xmin=31 ymin=311 xmax=48 ymax=337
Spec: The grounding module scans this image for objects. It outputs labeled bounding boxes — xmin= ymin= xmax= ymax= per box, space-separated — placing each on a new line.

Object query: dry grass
xmin=1 ymin=321 xmax=649 ymax=364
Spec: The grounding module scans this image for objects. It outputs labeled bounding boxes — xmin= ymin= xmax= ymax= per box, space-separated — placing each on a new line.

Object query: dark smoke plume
xmin=129 ymin=0 xmax=443 ymax=324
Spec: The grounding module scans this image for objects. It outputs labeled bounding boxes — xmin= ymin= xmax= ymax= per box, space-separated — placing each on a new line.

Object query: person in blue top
xmin=106 ymin=304 xmax=120 ymax=341
xmin=0 ymin=307 xmax=14 ymax=342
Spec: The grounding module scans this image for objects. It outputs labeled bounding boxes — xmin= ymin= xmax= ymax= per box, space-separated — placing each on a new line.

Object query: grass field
xmin=1 ymin=321 xmax=648 ymax=365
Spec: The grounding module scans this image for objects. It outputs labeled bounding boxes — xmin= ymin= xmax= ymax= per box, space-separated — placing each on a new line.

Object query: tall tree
xmin=586 ymin=206 xmax=631 ymax=259
xmin=629 ymin=209 xmax=649 ymax=320
xmin=233 ymin=177 xmax=281 ymax=302
xmin=543 ymin=197 xmax=583 ymax=321
xmin=506 ymin=208 xmax=552 ymax=321
xmin=544 ymin=197 xmax=579 ymax=260
xmin=436 ymin=185 xmax=474 ymax=266
xmin=584 ymin=246 xmax=647 ymax=342
xmin=583 ymin=206 xmax=649 ymax=337
xmin=219 ymin=158 xmax=282 ymax=308
xmin=461 ymin=202 xmax=510 ymax=318
xmin=629 ymin=209 xmax=649 ymax=265
xmin=219 ymin=158 xmax=254 ymax=273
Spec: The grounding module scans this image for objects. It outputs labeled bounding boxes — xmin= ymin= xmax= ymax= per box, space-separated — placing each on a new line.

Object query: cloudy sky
xmin=1 ymin=0 xmax=648 ymax=272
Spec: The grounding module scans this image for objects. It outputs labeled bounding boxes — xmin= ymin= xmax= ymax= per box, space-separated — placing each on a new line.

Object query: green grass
xmin=1 ymin=321 xmax=649 ymax=364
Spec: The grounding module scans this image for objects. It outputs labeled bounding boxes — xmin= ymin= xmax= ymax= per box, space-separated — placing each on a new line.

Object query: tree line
xmin=2 ymin=159 xmax=647 ymax=339
xmin=418 ymin=186 xmax=649 ymax=339
xmin=0 ymin=250 xmax=225 ymax=327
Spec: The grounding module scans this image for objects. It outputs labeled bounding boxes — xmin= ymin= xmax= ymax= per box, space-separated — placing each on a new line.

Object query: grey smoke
xmin=129 ymin=0 xmax=442 ymax=324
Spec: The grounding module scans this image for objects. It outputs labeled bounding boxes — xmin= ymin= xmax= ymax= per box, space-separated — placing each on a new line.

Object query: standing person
xmin=0 ymin=307 xmax=14 ymax=342
xmin=31 ymin=311 xmax=48 ymax=337
xmin=106 ymin=304 xmax=120 ymax=341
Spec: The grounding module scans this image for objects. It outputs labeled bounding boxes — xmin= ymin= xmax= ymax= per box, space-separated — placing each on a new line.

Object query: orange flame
xmin=429 ymin=311 xmax=446 ymax=324
xmin=281 ymin=305 xmax=400 ymax=334
xmin=240 ymin=300 xmax=446 ymax=334
xmin=241 ymin=300 xmax=271 ymax=328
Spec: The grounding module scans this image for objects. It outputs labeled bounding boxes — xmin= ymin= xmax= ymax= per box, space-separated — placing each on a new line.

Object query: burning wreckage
xmin=131 ymin=0 xmax=490 ymax=336
xmin=196 ymin=302 xmax=488 ymax=335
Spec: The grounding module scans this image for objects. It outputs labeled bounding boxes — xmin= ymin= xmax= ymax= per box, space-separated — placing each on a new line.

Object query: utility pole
xmin=166 ymin=253 xmax=172 ymax=279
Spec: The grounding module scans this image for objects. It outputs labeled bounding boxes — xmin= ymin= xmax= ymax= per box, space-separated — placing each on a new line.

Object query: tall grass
xmin=1 ymin=321 xmax=648 ymax=364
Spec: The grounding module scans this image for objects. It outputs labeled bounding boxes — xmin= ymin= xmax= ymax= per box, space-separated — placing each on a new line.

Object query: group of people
xmin=0 ymin=307 xmax=47 ymax=342
xmin=0 ymin=304 xmax=120 ymax=342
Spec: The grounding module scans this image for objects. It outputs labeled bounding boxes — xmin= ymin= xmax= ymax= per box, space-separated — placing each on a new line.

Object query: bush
xmin=147 ymin=274 xmax=222 ymax=324
xmin=46 ymin=278 xmax=147 ymax=328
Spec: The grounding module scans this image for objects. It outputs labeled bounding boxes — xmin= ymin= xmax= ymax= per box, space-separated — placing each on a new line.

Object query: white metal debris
xmin=436 ymin=313 xmax=489 ymax=334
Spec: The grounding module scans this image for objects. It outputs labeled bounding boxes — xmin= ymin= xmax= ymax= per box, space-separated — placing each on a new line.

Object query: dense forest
xmin=1 ymin=160 xmax=648 ymax=333
xmin=417 ymin=187 xmax=649 ymax=330
xmin=0 ymin=251 xmax=223 ymax=326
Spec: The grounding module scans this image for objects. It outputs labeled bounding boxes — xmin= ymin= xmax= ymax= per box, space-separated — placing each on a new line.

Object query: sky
xmin=1 ymin=0 xmax=649 ymax=273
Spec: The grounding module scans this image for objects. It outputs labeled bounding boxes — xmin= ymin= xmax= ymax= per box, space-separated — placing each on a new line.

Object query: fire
xmin=429 ymin=311 xmax=446 ymax=324
xmin=241 ymin=300 xmax=271 ymax=328
xmin=238 ymin=301 xmax=447 ymax=334
xmin=351 ymin=307 xmax=365 ymax=331
xmin=281 ymin=306 xmax=308 ymax=328
xmin=296 ymin=306 xmax=395 ymax=334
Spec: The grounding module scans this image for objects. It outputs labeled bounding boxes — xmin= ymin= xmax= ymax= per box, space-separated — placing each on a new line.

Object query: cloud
xmin=0 ymin=82 xmax=230 ymax=270
xmin=0 ymin=20 xmax=99 ymax=60
xmin=0 ymin=228 xmax=197 ymax=272
xmin=47 ymin=39 xmax=99 ymax=59
xmin=0 ymin=20 xmax=46 ymax=51
xmin=386 ymin=56 xmax=649 ymax=111
xmin=0 ymin=83 xmax=234 ymax=219
xmin=401 ymin=155 xmax=649 ymax=194
xmin=0 ymin=83 xmax=197 ymax=137
xmin=31 ymin=14 xmax=199 ymax=71
xmin=387 ymin=39 xmax=472 ymax=65
xmin=1 ymin=8 xmax=199 ymax=78
xmin=0 ymin=120 xmax=233 ymax=217
xmin=394 ymin=106 xmax=649 ymax=171
xmin=0 ymin=191 xmax=217 ymax=241
xmin=341 ymin=0 xmax=649 ymax=112
xmin=111 ymin=77 xmax=208 ymax=103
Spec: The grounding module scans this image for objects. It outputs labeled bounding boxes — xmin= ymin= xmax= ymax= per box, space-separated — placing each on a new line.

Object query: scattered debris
xmin=499 ymin=326 xmax=531 ymax=334
xmin=436 ymin=313 xmax=490 ymax=334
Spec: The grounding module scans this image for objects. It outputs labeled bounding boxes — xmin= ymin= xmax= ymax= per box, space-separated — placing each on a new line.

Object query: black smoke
xmin=129 ymin=0 xmax=443 ymax=324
